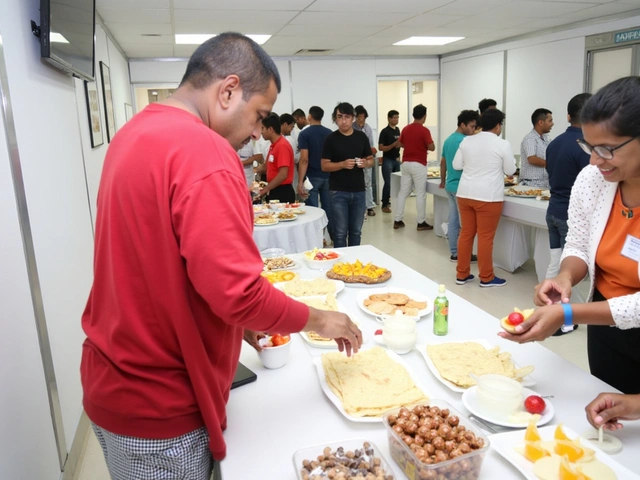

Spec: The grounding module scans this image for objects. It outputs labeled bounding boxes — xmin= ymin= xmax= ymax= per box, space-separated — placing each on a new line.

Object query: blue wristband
xmin=561 ymin=303 xmax=573 ymax=327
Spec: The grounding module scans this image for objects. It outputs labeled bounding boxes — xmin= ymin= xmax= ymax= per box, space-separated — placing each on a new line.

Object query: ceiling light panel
xmin=394 ymin=36 xmax=464 ymax=46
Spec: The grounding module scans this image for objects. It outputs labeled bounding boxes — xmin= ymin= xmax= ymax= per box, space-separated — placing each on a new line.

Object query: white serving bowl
xmin=475 ymin=374 xmax=523 ymax=419
xmin=258 ymin=335 xmax=292 ymax=369
xmin=302 ymin=250 xmax=342 ymax=270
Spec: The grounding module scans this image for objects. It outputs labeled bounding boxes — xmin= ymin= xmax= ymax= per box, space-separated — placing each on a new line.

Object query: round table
xmin=253 ymin=206 xmax=328 ymax=254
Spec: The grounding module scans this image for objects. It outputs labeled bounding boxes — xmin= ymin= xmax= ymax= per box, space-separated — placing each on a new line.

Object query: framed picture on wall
xmin=125 ymin=103 xmax=133 ymax=122
xmin=84 ymin=81 xmax=104 ymax=148
xmin=100 ymin=61 xmax=117 ymax=142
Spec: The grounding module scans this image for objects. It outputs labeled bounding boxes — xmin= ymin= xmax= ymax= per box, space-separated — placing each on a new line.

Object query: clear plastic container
xmin=383 ymin=399 xmax=489 ymax=480
xmin=293 ymin=438 xmax=396 ymax=479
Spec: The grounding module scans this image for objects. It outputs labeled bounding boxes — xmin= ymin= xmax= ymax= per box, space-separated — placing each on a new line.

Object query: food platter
xmin=276 ymin=215 xmax=297 ymax=222
xmin=312 ymin=348 xmax=429 ymax=423
xmin=462 ymin=386 xmax=554 ymax=428
xmin=326 ymin=260 xmax=392 ymax=286
xmin=417 ymin=339 xmax=536 ymax=392
xmin=262 ymin=256 xmax=300 ymax=272
xmin=490 ymin=425 xmax=637 ymax=480
xmin=504 ymin=186 xmax=550 ymax=198
xmin=273 ymin=278 xmax=345 ymax=297
xmin=355 ymin=287 xmax=432 ymax=318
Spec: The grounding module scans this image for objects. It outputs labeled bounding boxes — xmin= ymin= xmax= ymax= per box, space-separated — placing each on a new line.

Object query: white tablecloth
xmin=253 ymin=206 xmax=328 ymax=254
xmin=219 ymin=246 xmax=640 ymax=479
xmin=391 ymin=173 xmax=551 ymax=281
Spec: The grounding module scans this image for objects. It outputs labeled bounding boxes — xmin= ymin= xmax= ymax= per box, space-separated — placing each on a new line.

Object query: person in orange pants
xmin=452 ymin=108 xmax=517 ymax=287
xmin=456 ymin=199 xmax=503 ymax=285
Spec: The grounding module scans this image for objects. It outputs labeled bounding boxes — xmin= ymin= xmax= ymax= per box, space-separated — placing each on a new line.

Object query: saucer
xmin=462 ymin=386 xmax=554 ymax=428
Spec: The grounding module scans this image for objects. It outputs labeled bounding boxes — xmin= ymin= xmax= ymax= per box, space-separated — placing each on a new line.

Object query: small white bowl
xmin=258 ymin=336 xmax=292 ymax=369
xmin=302 ymin=250 xmax=342 ymax=270
xmin=260 ymin=247 xmax=285 ymax=259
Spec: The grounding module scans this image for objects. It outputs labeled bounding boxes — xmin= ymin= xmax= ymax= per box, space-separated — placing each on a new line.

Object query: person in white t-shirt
xmin=453 ymin=108 xmax=516 ymax=288
xmin=237 ymin=140 xmax=263 ymax=188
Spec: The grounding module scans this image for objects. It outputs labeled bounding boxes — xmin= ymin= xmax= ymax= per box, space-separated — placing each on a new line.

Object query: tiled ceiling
xmin=97 ymin=0 xmax=640 ymax=58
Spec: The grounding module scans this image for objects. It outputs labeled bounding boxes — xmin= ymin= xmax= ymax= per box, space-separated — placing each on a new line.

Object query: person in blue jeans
xmin=321 ymin=102 xmax=373 ymax=247
xmin=378 ymin=110 xmax=401 ymax=213
xmin=297 ymin=106 xmax=334 ymax=237
xmin=440 ymin=110 xmax=480 ymax=261
xmin=544 ymin=92 xmax=592 ymax=336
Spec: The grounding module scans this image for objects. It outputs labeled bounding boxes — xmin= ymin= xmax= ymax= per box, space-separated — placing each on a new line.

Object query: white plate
xmin=504 ymin=186 xmax=550 ymax=198
xmin=273 ymin=279 xmax=345 ymax=297
xmin=276 ymin=214 xmax=298 ymax=222
xmin=490 ymin=425 xmax=639 ymax=480
xmin=417 ymin=339 xmax=536 ymax=392
xmin=262 ymin=259 xmax=300 ymax=272
xmin=462 ymin=386 xmax=554 ymax=428
xmin=254 ymin=219 xmax=279 ymax=226
xmin=356 ymin=287 xmax=432 ymax=318
xmin=296 ymin=296 xmax=350 ymax=349
xmin=312 ymin=348 xmax=429 ymax=422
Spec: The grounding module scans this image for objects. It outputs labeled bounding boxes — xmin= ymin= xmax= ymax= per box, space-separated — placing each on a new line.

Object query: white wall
xmin=1 ymin=0 xmax=131 ymax=477
xmin=74 ymin=23 xmax=133 ymax=222
xmin=441 ymin=52 xmax=504 ymax=138
xmin=0 ymin=66 xmax=61 ymax=480
xmin=441 ymin=14 xmax=640 ymax=150
xmin=130 ymin=57 xmax=440 ymax=133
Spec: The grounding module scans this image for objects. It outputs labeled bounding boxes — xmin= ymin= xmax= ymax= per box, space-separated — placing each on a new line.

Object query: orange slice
xmin=555 ymin=440 xmax=584 ymax=462
xmin=559 ymin=456 xmax=593 ymax=480
xmin=554 ymin=424 xmax=570 ymax=441
xmin=525 ymin=420 xmax=541 ymax=442
xmin=524 ymin=441 xmax=549 ymax=462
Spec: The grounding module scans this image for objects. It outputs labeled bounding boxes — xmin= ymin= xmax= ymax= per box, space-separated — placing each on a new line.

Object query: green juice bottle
xmin=433 ymin=284 xmax=449 ymax=336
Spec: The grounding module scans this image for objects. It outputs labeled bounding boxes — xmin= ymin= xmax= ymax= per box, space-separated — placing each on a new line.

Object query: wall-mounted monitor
xmin=40 ymin=0 xmax=96 ymax=82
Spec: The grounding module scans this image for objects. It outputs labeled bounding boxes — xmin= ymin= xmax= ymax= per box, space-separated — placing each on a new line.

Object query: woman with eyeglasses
xmin=499 ymin=76 xmax=640 ymax=394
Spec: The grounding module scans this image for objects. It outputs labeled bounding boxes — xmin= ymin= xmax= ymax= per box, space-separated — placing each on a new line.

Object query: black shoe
xmin=393 ymin=220 xmax=405 ymax=229
xmin=552 ymin=325 xmax=579 ymax=337
xmin=417 ymin=222 xmax=433 ymax=231
xmin=450 ymin=254 xmax=478 ymax=263
xmin=367 ymin=208 xmax=376 ymax=216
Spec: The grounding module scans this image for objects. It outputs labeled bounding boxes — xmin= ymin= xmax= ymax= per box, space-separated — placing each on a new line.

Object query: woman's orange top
xmin=595 ymin=187 xmax=640 ymax=299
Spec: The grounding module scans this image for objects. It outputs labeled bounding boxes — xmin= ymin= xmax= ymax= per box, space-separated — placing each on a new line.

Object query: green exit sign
xmin=614 ymin=28 xmax=640 ymax=44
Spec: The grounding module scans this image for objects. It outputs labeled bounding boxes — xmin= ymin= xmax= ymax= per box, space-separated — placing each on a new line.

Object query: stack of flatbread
xmin=363 ymin=293 xmax=426 ymax=316
xmin=298 ymin=294 xmax=338 ymax=342
xmin=426 ymin=342 xmax=534 ymax=388
xmin=322 ymin=347 xmax=428 ymax=417
xmin=283 ymin=278 xmax=337 ymax=297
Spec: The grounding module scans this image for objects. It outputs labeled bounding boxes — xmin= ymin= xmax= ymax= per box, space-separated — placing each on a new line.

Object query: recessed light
xmin=175 ymin=34 xmax=271 ymax=45
xmin=394 ymin=36 xmax=464 ymax=46
xmin=50 ymin=32 xmax=69 ymax=43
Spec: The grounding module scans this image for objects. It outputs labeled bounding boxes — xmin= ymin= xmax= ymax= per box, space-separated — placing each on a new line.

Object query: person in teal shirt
xmin=440 ymin=110 xmax=480 ymax=261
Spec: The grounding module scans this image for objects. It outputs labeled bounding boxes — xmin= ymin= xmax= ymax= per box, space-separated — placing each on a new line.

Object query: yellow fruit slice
xmin=559 ymin=456 xmax=593 ymax=480
xmin=555 ymin=440 xmax=584 ymax=462
xmin=555 ymin=424 xmax=570 ymax=441
xmin=525 ymin=420 xmax=542 ymax=442
xmin=572 ymin=438 xmax=595 ymax=463
xmin=524 ymin=441 xmax=549 ymax=462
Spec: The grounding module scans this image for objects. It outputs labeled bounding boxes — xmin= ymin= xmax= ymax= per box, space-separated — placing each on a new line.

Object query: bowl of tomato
xmin=258 ymin=334 xmax=292 ymax=369
xmin=302 ymin=248 xmax=342 ymax=270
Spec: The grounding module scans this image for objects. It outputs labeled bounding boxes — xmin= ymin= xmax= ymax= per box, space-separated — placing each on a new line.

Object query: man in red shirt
xmin=259 ymin=113 xmax=295 ymax=203
xmin=80 ymin=33 xmax=362 ymax=480
xmin=394 ymin=104 xmax=435 ymax=231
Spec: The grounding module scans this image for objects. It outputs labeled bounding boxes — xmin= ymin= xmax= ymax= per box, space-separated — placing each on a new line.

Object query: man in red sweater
xmin=394 ymin=104 xmax=436 ymax=231
xmin=80 ymin=33 xmax=362 ymax=480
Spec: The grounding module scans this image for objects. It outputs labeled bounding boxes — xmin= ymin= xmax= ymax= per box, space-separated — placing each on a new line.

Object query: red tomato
xmin=326 ymin=252 xmax=339 ymax=259
xmin=524 ymin=395 xmax=546 ymax=414
xmin=271 ymin=334 xmax=286 ymax=346
xmin=507 ymin=312 xmax=525 ymax=326
xmin=374 ymin=329 xmax=383 ymax=336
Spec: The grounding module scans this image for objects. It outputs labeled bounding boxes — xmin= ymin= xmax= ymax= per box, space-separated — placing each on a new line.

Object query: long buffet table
xmin=219 ymin=245 xmax=639 ymax=479
xmin=390 ymin=173 xmax=550 ymax=282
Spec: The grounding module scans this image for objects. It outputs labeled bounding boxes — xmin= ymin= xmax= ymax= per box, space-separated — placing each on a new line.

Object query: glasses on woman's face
xmin=577 ymin=135 xmax=640 ymax=160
